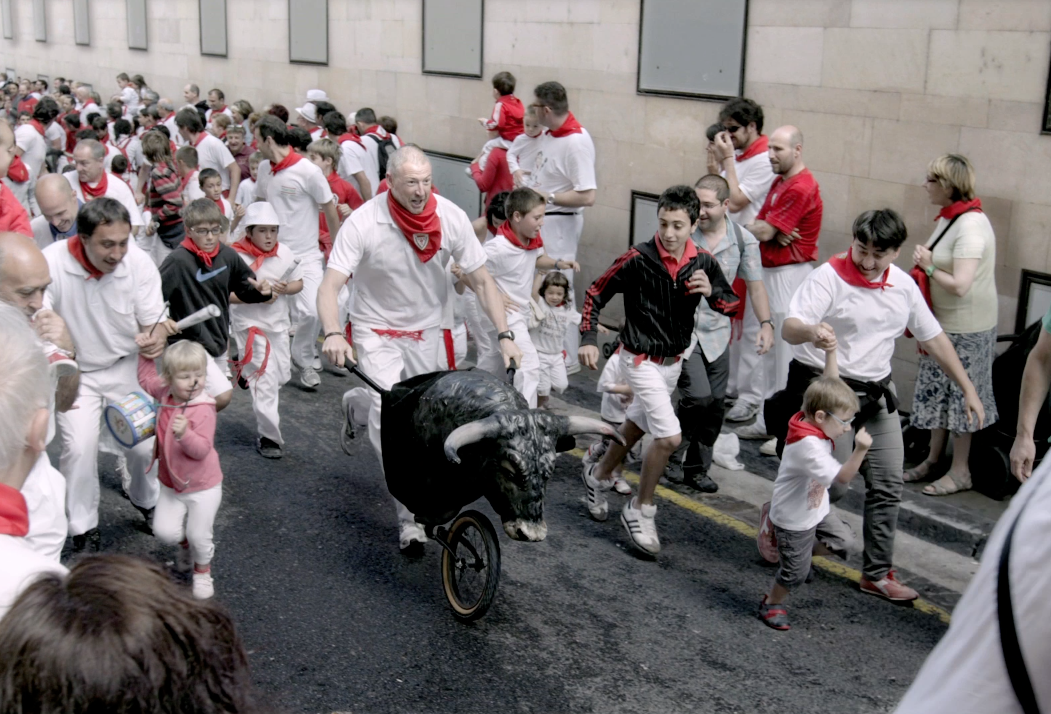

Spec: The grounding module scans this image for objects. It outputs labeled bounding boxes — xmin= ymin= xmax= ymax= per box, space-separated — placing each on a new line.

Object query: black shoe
xmin=237 ymin=374 xmax=250 ymax=390
xmin=133 ymin=504 xmax=155 ymax=534
xmin=664 ymin=460 xmax=685 ymax=484
xmin=71 ymin=527 xmax=101 ymax=553
xmin=684 ymin=472 xmax=719 ymax=493
xmin=257 ymin=437 xmax=283 ymax=459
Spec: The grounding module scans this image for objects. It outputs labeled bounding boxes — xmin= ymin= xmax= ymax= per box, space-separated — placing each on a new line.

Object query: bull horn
xmin=562 ymin=416 xmax=626 ymax=445
xmin=444 ymin=416 xmax=504 ymax=464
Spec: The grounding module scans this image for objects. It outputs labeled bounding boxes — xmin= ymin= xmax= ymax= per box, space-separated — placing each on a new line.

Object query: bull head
xmin=444 ymin=413 xmax=624 ymax=542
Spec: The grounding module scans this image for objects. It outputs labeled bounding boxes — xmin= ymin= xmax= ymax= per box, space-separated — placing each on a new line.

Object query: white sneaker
xmin=192 ymin=571 xmax=214 ymax=599
xmin=621 ymin=499 xmax=660 ymax=554
xmin=735 ymin=421 xmax=771 ymax=440
xmin=299 ymin=365 xmax=321 ymax=388
xmin=311 ymin=355 xmax=322 ymax=371
xmin=566 ymin=361 xmax=581 ymax=376
xmin=581 ymin=461 xmax=611 ymax=521
xmin=399 ymin=522 xmax=428 ymax=551
xmin=725 ymin=400 xmax=760 ymax=423
xmin=759 ymin=438 xmax=779 ymax=456
xmin=613 ymin=477 xmax=632 ymax=495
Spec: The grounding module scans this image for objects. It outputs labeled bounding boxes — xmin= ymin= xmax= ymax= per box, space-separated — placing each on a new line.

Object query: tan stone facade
xmin=3 ymin=0 xmax=1049 ymax=405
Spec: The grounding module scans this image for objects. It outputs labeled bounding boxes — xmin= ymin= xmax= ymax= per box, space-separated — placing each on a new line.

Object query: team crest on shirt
xmin=413 ymin=233 xmax=429 ymax=250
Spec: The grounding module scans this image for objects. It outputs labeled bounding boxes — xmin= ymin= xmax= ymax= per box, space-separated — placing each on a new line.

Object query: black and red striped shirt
xmin=580 ymin=236 xmax=739 ymax=358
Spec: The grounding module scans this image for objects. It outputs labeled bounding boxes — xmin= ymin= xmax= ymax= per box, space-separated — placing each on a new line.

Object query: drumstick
xmin=174 ymin=305 xmax=222 ymax=332
xmin=148 ymin=300 xmax=170 ymax=337
xmin=278 ymin=258 xmax=301 ymax=284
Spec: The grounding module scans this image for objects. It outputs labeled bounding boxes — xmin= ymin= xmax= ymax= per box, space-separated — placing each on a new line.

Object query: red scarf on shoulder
xmin=0 ymin=483 xmax=28 ymax=537
xmin=498 ymin=220 xmax=543 ymax=251
xmin=737 ymin=135 xmax=768 ymax=162
xmin=549 ymin=112 xmax=583 ymax=138
xmin=338 ymin=132 xmax=363 ymax=147
xmin=80 ymin=172 xmax=109 ymax=199
xmin=387 ymin=191 xmax=442 ymax=263
xmin=28 ymin=119 xmax=46 ymax=137
xmin=6 ymin=155 xmax=28 ymax=183
xmin=271 ymin=150 xmax=302 ymax=174
xmin=232 ymin=238 xmax=279 ymax=272
xmin=180 ymin=237 xmax=220 ymax=268
xmin=936 ymin=197 xmax=982 ymax=222
xmin=67 ymin=235 xmax=104 ymax=279
xmin=785 ymin=411 xmax=834 ymax=447
xmin=829 ymin=247 xmax=893 ymax=291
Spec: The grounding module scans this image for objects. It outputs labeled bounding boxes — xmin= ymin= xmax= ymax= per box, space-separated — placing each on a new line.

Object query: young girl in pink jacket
xmin=137 ymin=340 xmax=223 ymax=600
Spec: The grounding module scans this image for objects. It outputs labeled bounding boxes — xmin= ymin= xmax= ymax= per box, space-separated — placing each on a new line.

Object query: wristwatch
xmin=760 ymin=319 xmax=774 ymax=329
xmin=497 ymin=330 xmax=515 ymax=342
xmin=924 ymin=264 xmax=936 ymax=277
xmin=546 ymin=193 xmax=556 ymax=206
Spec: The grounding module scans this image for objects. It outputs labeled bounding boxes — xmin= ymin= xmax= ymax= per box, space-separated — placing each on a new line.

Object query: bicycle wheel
xmin=440 ymin=510 xmax=501 ymax=622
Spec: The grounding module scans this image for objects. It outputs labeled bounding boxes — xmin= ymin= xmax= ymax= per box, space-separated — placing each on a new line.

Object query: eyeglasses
xmin=828 ymin=412 xmax=854 ymax=428
xmin=698 ymin=202 xmax=722 ymax=210
xmin=722 ymin=125 xmax=742 ymax=133
xmin=190 ymin=226 xmax=225 ymax=237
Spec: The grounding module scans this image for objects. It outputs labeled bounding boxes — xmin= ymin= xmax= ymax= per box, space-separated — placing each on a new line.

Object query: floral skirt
xmin=910 ymin=327 xmax=999 ymax=434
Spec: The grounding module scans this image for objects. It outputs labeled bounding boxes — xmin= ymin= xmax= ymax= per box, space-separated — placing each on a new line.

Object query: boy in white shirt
xmin=176 ymin=146 xmax=205 ymax=205
xmin=199 ymin=168 xmax=243 ymax=239
xmin=234 ymin=152 xmax=262 ymax=208
xmin=580 ymin=345 xmax=633 ymax=496
xmin=757 ymin=349 xmax=868 ymax=631
xmin=230 ymin=202 xmax=304 ymax=459
xmin=528 ymin=271 xmax=580 ymax=408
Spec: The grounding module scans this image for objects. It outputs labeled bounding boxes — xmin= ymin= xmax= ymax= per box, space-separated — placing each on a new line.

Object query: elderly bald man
xmin=31 ymin=174 xmax=81 ymax=249
xmin=0 ymin=232 xmax=78 ymax=561
xmin=317 ymin=145 xmax=523 ymax=553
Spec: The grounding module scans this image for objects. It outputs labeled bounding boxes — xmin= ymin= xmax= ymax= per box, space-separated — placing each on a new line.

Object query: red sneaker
xmin=859 ymin=570 xmax=919 ymax=602
xmin=756 ymin=502 xmax=779 ymax=564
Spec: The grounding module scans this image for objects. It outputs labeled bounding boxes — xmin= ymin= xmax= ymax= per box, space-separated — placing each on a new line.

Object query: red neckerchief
xmin=387 ymin=191 xmax=442 ymax=263
xmin=213 ymin=105 xmax=227 ymax=114
xmin=180 ymin=237 xmax=220 ymax=268
xmin=653 ymin=232 xmax=698 ymax=278
xmin=549 ymin=112 xmax=583 ymax=138
xmin=937 ymin=197 xmax=982 ymax=222
xmin=6 ymin=155 xmax=28 ymax=183
xmin=80 ymin=172 xmax=109 ymax=199
xmin=212 ymin=197 xmax=225 ymax=214
xmin=232 ymin=238 xmax=278 ymax=271
xmin=498 ymin=220 xmax=543 ymax=251
xmin=271 ymin=150 xmax=303 ymax=174
xmin=364 ymin=124 xmax=384 ymax=137
xmin=0 ymin=483 xmax=29 ymax=537
xmin=179 ymin=170 xmax=196 ymax=194
xmin=192 ymin=132 xmax=206 ymax=148
xmin=28 ymin=119 xmax=46 ymax=137
xmin=218 ymin=131 xmax=226 ymax=141
xmin=737 ymin=134 xmax=768 ymax=162
xmin=785 ymin=411 xmax=834 ymax=447
xmin=829 ymin=246 xmax=893 ymax=291
xmin=338 ymin=132 xmax=363 ymax=147
xmin=67 ymin=235 xmax=104 ymax=279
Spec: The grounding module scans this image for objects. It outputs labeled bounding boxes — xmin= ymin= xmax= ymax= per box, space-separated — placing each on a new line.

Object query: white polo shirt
xmin=263 ymin=156 xmax=333 ymax=257
xmin=205 ymin=106 xmax=233 ymax=128
xmin=483 ymin=232 xmax=543 ymax=319
xmin=41 ymin=240 xmax=165 ymax=372
xmin=723 ymin=147 xmax=776 ymax=226
xmin=787 ymin=262 xmax=943 ymax=382
xmin=328 ymin=193 xmax=487 ymax=331
xmin=527 ymin=128 xmax=597 ymax=214
xmin=230 ymin=243 xmax=304 ymax=333
xmin=338 ymin=140 xmax=369 ymax=194
xmin=193 ymin=133 xmax=236 ymax=191
xmin=14 ymin=123 xmax=47 ymax=182
xmin=64 ymin=171 xmax=145 ymax=228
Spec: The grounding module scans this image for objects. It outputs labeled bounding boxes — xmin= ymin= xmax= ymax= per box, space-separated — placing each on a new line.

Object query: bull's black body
xmin=381 ymin=370 xmax=571 ymax=528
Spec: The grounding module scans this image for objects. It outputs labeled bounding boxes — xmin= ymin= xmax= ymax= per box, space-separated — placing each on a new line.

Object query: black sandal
xmin=758 ymin=596 xmax=790 ymax=631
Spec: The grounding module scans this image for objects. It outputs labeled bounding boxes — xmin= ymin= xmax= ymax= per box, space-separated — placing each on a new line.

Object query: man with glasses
xmin=524 ymin=81 xmax=596 ymax=372
xmin=64 ymin=139 xmax=145 ymax=234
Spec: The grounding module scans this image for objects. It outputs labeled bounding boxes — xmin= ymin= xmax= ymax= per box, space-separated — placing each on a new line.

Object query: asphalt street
xmin=65 ymin=363 xmax=949 ymax=714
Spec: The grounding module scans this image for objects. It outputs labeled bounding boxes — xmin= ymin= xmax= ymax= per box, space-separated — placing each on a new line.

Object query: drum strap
xmin=229 ymin=327 xmax=271 ymax=384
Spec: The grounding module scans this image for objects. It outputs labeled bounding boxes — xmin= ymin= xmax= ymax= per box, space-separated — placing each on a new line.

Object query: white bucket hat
xmin=243 ymin=201 xmax=281 ymax=229
xmin=306 ymin=89 xmax=328 ymax=102
xmin=295 ymin=102 xmax=318 ymax=124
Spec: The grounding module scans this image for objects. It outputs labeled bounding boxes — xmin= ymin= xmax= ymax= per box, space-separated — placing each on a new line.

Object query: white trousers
xmin=56 ymin=355 xmax=160 ymax=536
xmin=290 ymin=251 xmax=325 ymax=367
xmin=478 ymin=313 xmax=540 ymax=407
xmin=153 ymin=482 xmax=222 ymax=567
xmin=234 ymin=328 xmax=291 ymax=445
xmin=22 ymin=452 xmax=67 ymax=561
xmin=462 ymin=291 xmax=492 ymax=363
xmin=537 ymin=350 xmax=568 ymax=397
xmin=542 ymin=213 xmax=585 ymax=361
xmin=352 ymin=325 xmax=443 ymax=527
xmin=452 ymin=322 xmax=468 ymax=367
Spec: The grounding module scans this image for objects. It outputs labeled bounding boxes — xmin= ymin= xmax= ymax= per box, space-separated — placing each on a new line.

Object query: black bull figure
xmin=380 ymin=369 xmax=621 ymax=541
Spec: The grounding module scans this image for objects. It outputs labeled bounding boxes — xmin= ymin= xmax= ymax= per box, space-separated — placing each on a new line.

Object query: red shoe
xmin=757 ymin=502 xmax=779 ymax=563
xmin=859 ymin=570 xmax=919 ymax=602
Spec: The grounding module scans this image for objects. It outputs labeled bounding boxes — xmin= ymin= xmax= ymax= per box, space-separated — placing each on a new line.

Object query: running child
xmin=528 ymin=271 xmax=581 ymax=409
xmin=581 ymin=342 xmax=634 ymax=496
xmin=473 ymin=71 xmax=524 ymax=171
xmin=141 ymin=130 xmax=185 ymax=265
xmin=199 ymin=168 xmax=242 ymax=240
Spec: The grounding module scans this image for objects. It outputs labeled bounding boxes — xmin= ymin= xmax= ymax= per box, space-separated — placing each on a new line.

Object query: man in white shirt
xmin=525 ymin=81 xmax=596 ymax=370
xmin=317 ymin=146 xmax=522 ymax=552
xmin=175 ymin=108 xmax=240 ymax=199
xmin=0 ymin=303 xmax=67 ymax=621
xmin=295 ymin=103 xmax=323 ymax=141
xmin=66 ymin=140 xmax=144 ymax=232
xmin=204 ymin=88 xmax=233 ymax=130
xmin=42 ymin=198 xmax=173 ymax=552
xmin=254 ymin=115 xmax=340 ymax=388
xmin=324 ymin=111 xmax=372 ymax=201
xmin=353 ymin=107 xmax=403 ymax=197
xmin=780 ymin=208 xmax=983 ymax=602
xmin=76 ymin=87 xmax=100 ymax=126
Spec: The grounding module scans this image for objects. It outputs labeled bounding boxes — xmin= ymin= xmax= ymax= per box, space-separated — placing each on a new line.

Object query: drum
xmin=104 ymin=392 xmax=157 ymax=448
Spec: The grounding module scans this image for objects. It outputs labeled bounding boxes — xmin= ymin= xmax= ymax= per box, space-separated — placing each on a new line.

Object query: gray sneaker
xmin=299 ymin=365 xmax=321 ymax=389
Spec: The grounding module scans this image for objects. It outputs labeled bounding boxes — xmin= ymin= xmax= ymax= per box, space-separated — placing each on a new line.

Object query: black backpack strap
xmin=997 ymin=472 xmax=1044 ymax=714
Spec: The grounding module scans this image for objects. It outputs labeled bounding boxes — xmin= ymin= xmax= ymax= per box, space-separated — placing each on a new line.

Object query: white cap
xmin=306 ymin=89 xmax=328 ymax=102
xmin=243 ymin=201 xmax=280 ymax=229
xmin=295 ymin=102 xmax=318 ymax=124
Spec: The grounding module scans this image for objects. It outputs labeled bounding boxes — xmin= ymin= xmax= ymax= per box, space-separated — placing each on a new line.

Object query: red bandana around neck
xmin=80 ymin=172 xmax=109 ymax=199
xmin=232 ymin=238 xmax=279 ymax=271
xmin=387 ymin=191 xmax=442 ymax=263
xmin=0 ymin=483 xmax=29 ymax=537
xmin=785 ymin=411 xmax=834 ymax=447
xmin=498 ymin=220 xmax=544 ymax=251
xmin=28 ymin=119 xmax=46 ymax=137
xmin=192 ymin=132 xmax=206 ymax=147
xmin=68 ymin=235 xmax=104 ymax=280
xmin=364 ymin=124 xmax=384 ymax=137
xmin=214 ymin=105 xmax=227 ymax=114
xmin=737 ymin=134 xmax=768 ymax=162
xmin=180 ymin=236 xmax=221 ymax=268
xmin=212 ymin=197 xmax=225 ymax=213
xmin=338 ymin=132 xmax=363 ymax=147
xmin=937 ymin=197 xmax=983 ymax=222
xmin=829 ymin=247 xmax=893 ymax=291
xmin=271 ymin=150 xmax=303 ymax=174
xmin=549 ymin=112 xmax=583 ymax=138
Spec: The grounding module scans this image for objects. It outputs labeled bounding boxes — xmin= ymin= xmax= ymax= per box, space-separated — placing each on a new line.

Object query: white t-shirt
xmin=0 ymin=532 xmax=67 ymax=621
xmin=787 ymin=262 xmax=943 ymax=382
xmin=192 ymin=133 xmax=236 ymax=190
xmin=124 ymin=135 xmax=145 ymax=171
xmin=337 ymin=139 xmax=370 ymax=195
xmin=44 ymin=121 xmax=65 ymax=149
xmin=79 ymin=101 xmax=100 ymax=126
xmin=14 ymin=123 xmax=47 ymax=186
xmin=215 ymin=196 xmax=234 ymax=223
xmin=42 ymin=240 xmax=165 ymax=372
xmin=64 ymin=171 xmax=145 ymax=228
xmin=483 ymin=233 xmax=543 ymax=319
xmin=328 ymin=193 xmax=487 ymax=331
xmin=235 ymin=177 xmax=256 ymax=207
xmin=162 ymin=114 xmax=180 ymax=145
xmin=21 ymin=452 xmax=66 ymax=562
xmin=230 ymin=243 xmax=303 ymax=333
xmin=529 ymin=299 xmax=581 ymax=354
xmin=506 ymin=133 xmax=543 ymax=176
xmin=361 ymin=128 xmax=402 ymax=196
xmin=526 ymin=128 xmax=597 ymax=213
xmin=769 ymin=432 xmax=840 ymax=531
xmin=598 ymin=350 xmax=630 ymax=423
xmin=120 ymin=85 xmax=140 ymax=116
xmin=205 ymin=105 xmax=233 ymax=130
xmin=182 ymin=169 xmax=206 ymax=205
xmin=894 ymin=458 xmax=1051 ymax=714
xmin=102 ymin=144 xmax=123 ymax=174
xmin=262 ymin=156 xmax=333 ymax=256
xmin=723 ymin=146 xmax=776 ymax=226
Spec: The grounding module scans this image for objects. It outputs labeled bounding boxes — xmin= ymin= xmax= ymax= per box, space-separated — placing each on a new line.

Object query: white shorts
xmin=537 ymin=351 xmax=568 ymax=397
xmin=623 ymin=355 xmax=683 ymax=439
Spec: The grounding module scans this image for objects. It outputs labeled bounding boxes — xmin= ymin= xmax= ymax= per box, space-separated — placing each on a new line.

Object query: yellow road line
xmin=569 ymin=449 xmax=952 ymax=624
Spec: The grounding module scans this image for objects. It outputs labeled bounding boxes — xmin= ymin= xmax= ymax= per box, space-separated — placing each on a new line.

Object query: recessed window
xmin=288 ymin=0 xmax=327 ymax=65
xmin=200 ymin=0 xmax=227 ymax=57
xmin=127 ymin=0 xmax=147 ymax=50
xmin=2 ymin=0 xmax=13 ymax=40
xmin=32 ymin=0 xmax=45 ymax=42
xmin=422 ymin=0 xmax=483 ymax=78
xmin=74 ymin=0 xmax=90 ymax=45
xmin=630 ymin=191 xmax=660 ymax=247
